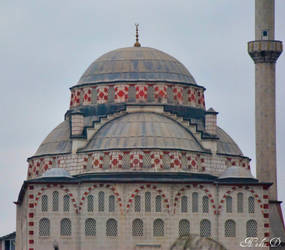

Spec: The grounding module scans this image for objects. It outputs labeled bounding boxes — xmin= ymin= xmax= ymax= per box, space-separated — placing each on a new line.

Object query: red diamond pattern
xmin=114 ymin=85 xmax=129 ymax=103
xmin=187 ymin=87 xmax=196 ymax=104
xmin=130 ymin=151 xmax=144 ymax=168
xmin=83 ymin=87 xmax=92 ymax=105
xmin=97 ymin=86 xmax=109 ymax=104
xmin=135 ymin=85 xmax=148 ymax=102
xmin=110 ymin=152 xmax=123 ymax=168
xmin=173 ymin=86 xmax=183 ymax=104
xmin=92 ymin=153 xmax=104 ymax=169
xmin=154 ymin=84 xmax=167 ymax=103
xmin=150 ymin=152 xmax=163 ymax=168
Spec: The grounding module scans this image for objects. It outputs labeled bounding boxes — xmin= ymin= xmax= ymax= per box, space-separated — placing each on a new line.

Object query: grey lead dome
xmin=78 ymin=47 xmax=196 ymax=85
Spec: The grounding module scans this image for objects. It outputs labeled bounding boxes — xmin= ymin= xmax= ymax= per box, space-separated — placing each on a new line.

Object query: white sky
xmin=0 ymin=0 xmax=284 ymax=236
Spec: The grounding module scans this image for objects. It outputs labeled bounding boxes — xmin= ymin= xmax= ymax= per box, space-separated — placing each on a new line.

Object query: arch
xmin=225 ymin=220 xmax=236 ymax=237
xmin=60 ymin=218 xmax=72 ymax=236
xmin=153 ymin=219 xmax=164 ymax=237
xmin=41 ymin=195 xmax=48 ymax=212
xmin=246 ymin=220 xmax=257 ymax=237
xmin=179 ymin=219 xmax=190 ymax=236
xmin=78 ymin=183 xmax=123 ymax=213
xmin=173 ymin=184 xmax=215 ymax=214
xmin=85 ymin=218 xmax=96 ymax=236
xmin=39 ymin=218 xmax=50 ymax=236
xmin=126 ymin=184 xmax=170 ymax=213
xmin=200 ymin=219 xmax=211 ymax=237
xmin=106 ymin=218 xmax=118 ymax=236
xmin=132 ymin=219 xmax=143 ymax=236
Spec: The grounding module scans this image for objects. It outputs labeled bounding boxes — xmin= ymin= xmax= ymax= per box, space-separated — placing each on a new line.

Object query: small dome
xmin=78 ymin=47 xmax=196 ymax=85
xmin=219 ymin=166 xmax=254 ymax=179
xmin=42 ymin=168 xmax=72 ymax=178
xmin=81 ymin=112 xmax=205 ymax=152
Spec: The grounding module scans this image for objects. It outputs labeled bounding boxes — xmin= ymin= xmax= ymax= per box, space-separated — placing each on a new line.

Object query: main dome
xmin=78 ymin=47 xmax=196 ymax=85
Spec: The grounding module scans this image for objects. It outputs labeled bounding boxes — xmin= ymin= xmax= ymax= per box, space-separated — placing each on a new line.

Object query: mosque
xmin=15 ymin=1 xmax=285 ymax=249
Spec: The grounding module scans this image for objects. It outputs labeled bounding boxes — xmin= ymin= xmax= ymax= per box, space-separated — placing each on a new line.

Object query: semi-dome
xmin=81 ymin=112 xmax=204 ymax=152
xmin=78 ymin=47 xmax=196 ymax=85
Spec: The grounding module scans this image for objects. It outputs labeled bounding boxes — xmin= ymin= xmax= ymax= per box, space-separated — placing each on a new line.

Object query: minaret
xmin=248 ymin=0 xmax=282 ymax=200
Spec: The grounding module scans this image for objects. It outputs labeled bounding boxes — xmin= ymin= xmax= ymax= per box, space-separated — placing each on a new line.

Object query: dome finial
xmin=134 ymin=23 xmax=141 ymax=47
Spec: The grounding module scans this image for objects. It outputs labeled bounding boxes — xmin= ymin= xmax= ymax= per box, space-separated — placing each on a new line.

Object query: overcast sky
xmin=0 ymin=0 xmax=284 ymax=236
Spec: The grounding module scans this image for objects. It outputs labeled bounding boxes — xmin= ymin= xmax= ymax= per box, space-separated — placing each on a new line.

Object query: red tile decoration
xmin=173 ymin=86 xmax=183 ymax=104
xmin=151 ymin=152 xmax=163 ymax=168
xmin=83 ymin=87 xmax=92 ymax=105
xmin=197 ymin=89 xmax=205 ymax=108
xmin=114 ymin=85 xmax=128 ymax=103
xmin=188 ymin=88 xmax=196 ymax=104
xmin=130 ymin=151 xmax=144 ymax=169
xmin=96 ymin=86 xmax=109 ymax=104
xmin=110 ymin=152 xmax=123 ymax=169
xmin=135 ymin=85 xmax=148 ymax=102
xmin=70 ymin=88 xmax=82 ymax=107
xmin=92 ymin=152 xmax=104 ymax=169
xmin=169 ymin=152 xmax=182 ymax=168
xmin=154 ymin=84 xmax=167 ymax=103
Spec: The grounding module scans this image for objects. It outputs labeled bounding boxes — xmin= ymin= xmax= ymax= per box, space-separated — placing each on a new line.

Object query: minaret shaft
xmin=248 ymin=0 xmax=282 ymax=200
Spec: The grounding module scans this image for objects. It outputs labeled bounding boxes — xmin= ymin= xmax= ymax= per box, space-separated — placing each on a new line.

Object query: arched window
xmin=200 ymin=219 xmax=211 ymax=237
xmin=226 ymin=196 xmax=232 ymax=213
xmin=85 ymin=218 xmax=96 ymax=236
xmin=109 ymin=195 xmax=115 ymax=212
xmin=39 ymin=218 xmax=50 ymax=236
xmin=145 ymin=192 xmax=151 ymax=212
xmin=155 ymin=195 xmax=162 ymax=212
xmin=63 ymin=195 xmax=70 ymax=212
xmin=52 ymin=191 xmax=59 ymax=211
xmin=181 ymin=196 xmax=188 ymax=213
xmin=202 ymin=196 xmax=209 ymax=213
xmin=134 ymin=195 xmax=141 ymax=212
xmin=106 ymin=219 xmax=118 ymax=236
xmin=225 ymin=220 xmax=236 ymax=237
xmin=98 ymin=191 xmax=105 ymax=212
xmin=41 ymin=195 xmax=48 ymax=212
xmin=153 ymin=219 xmax=164 ymax=237
xmin=248 ymin=197 xmax=255 ymax=213
xmin=60 ymin=218 xmax=72 ymax=236
xmin=246 ymin=220 xmax=257 ymax=237
xmin=179 ymin=219 xmax=190 ymax=236
xmin=192 ymin=192 xmax=198 ymax=212
xmin=237 ymin=193 xmax=243 ymax=213
xmin=87 ymin=195 xmax=94 ymax=212
xmin=132 ymin=219 xmax=143 ymax=236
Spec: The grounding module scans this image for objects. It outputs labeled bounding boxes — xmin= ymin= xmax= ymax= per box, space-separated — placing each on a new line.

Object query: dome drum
xmin=69 ymin=82 xmax=206 ymax=110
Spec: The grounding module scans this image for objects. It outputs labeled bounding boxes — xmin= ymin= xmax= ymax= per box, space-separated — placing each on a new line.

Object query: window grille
xmin=155 ymin=195 xmax=162 ymax=212
xmin=63 ymin=195 xmax=70 ymax=212
xmin=85 ymin=218 xmax=96 ymax=236
xmin=134 ymin=195 xmax=141 ymax=212
xmin=192 ymin=192 xmax=198 ymax=212
xmin=39 ymin=218 xmax=50 ymax=236
xmin=181 ymin=196 xmax=188 ymax=213
xmin=60 ymin=218 xmax=72 ymax=236
xmin=143 ymin=153 xmax=152 ymax=169
xmin=202 ymin=196 xmax=209 ymax=213
xmin=179 ymin=219 xmax=190 ymax=236
xmin=162 ymin=154 xmax=170 ymax=169
xmin=122 ymin=153 xmax=130 ymax=169
xmin=132 ymin=219 xmax=143 ymax=236
xmin=167 ymin=87 xmax=173 ymax=104
xmin=200 ymin=219 xmax=211 ymax=237
xmin=145 ymin=192 xmax=151 ymax=212
xmin=147 ymin=86 xmax=154 ymax=102
xmin=226 ymin=196 xmax=232 ymax=213
xmin=106 ymin=219 xmax=118 ymax=236
xmin=87 ymin=195 xmax=94 ymax=212
xmin=41 ymin=195 xmax=48 ymax=212
xmin=225 ymin=220 xmax=236 ymax=237
xmin=128 ymin=85 xmax=136 ymax=102
xmin=109 ymin=195 xmax=115 ymax=212
xmin=92 ymin=88 xmax=97 ymax=104
xmin=98 ymin=191 xmax=105 ymax=212
xmin=246 ymin=220 xmax=257 ymax=237
xmin=108 ymin=87 xmax=114 ymax=103
xmin=248 ymin=197 xmax=255 ymax=213
xmin=153 ymin=219 xmax=164 ymax=237
xmin=237 ymin=193 xmax=243 ymax=213
xmin=181 ymin=155 xmax=187 ymax=169
xmin=103 ymin=155 xmax=110 ymax=169
xmin=52 ymin=191 xmax=59 ymax=211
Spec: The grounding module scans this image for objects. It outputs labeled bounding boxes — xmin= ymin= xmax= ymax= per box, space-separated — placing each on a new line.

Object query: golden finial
xmin=134 ymin=23 xmax=141 ymax=47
